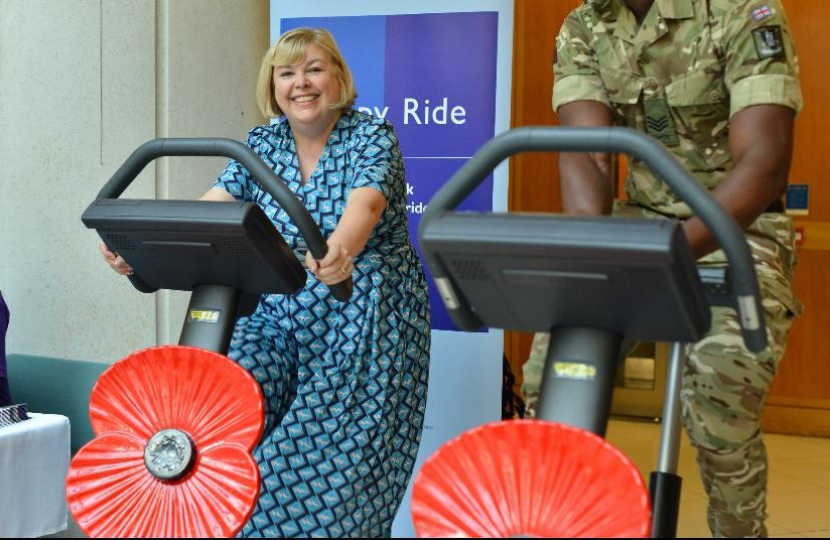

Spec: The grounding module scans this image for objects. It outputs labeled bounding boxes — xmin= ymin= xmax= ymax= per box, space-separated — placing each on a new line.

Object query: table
xmin=0 ymin=412 xmax=70 ymax=537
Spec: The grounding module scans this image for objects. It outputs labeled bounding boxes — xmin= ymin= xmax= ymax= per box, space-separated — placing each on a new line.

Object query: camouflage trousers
xmin=522 ymin=206 xmax=802 ymax=538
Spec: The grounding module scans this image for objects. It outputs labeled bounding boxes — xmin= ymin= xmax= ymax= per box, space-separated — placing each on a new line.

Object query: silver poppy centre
xmin=143 ymin=428 xmax=196 ymax=480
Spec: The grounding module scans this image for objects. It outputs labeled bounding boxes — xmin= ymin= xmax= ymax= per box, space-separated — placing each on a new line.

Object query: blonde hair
xmin=256 ymin=27 xmax=357 ymax=118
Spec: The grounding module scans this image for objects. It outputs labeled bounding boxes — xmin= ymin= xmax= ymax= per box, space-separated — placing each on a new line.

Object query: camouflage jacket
xmin=553 ymin=0 xmax=802 ymax=217
xmin=552 ymin=0 xmax=804 ymax=314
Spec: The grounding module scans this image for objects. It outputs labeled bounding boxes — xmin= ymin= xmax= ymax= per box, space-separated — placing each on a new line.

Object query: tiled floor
xmin=606 ymin=419 xmax=830 ymax=538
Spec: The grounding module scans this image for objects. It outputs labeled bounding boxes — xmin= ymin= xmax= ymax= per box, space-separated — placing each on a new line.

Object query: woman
xmin=103 ymin=28 xmax=431 ymax=537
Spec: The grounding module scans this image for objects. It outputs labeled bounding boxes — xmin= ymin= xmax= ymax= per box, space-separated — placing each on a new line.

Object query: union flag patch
xmin=751 ymin=4 xmax=774 ymax=22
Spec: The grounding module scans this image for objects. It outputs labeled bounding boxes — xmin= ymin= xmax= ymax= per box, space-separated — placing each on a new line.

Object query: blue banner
xmin=281 ymin=12 xmax=498 ymax=331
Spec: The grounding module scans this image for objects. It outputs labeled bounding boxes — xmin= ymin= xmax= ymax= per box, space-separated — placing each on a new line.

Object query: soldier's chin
xmin=585 ymin=0 xmax=613 ymax=12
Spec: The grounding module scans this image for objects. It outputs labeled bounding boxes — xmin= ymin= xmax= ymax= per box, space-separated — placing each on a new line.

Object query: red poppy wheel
xmin=66 ymin=346 xmax=265 ymax=538
xmin=411 ymin=420 xmax=651 ymax=538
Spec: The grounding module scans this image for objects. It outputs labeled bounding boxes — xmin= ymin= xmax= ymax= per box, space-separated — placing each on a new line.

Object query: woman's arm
xmin=306 ymin=187 xmax=386 ymax=285
xmin=200 ymin=187 xmax=237 ymax=202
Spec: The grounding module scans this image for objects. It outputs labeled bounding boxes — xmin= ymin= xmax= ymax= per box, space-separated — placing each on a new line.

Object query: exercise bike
xmin=68 ymin=138 xmax=351 ymax=538
xmin=411 ymin=127 xmax=766 ymax=538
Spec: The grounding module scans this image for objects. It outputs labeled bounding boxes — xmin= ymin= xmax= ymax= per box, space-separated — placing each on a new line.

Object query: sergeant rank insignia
xmin=644 ymin=96 xmax=679 ymax=147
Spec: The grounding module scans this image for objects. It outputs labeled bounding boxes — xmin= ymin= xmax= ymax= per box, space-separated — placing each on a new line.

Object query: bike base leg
xmin=649 ymin=471 xmax=682 ymax=538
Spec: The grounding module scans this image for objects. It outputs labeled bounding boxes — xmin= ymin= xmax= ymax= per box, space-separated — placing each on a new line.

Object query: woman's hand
xmin=303 ymin=187 xmax=385 ymax=287
xmin=305 ymin=240 xmax=353 ymax=285
xmin=99 ymin=242 xmax=134 ymax=276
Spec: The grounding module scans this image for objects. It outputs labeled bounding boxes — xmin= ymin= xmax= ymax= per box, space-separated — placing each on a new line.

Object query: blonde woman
xmin=102 ymin=27 xmax=430 ymax=537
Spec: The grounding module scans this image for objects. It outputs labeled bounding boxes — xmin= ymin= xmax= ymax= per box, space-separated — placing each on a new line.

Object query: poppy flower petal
xmin=67 ymin=433 xmax=260 ymax=538
xmin=411 ymin=420 xmax=651 ymax=538
xmin=90 ymin=346 xmax=264 ymax=450
xmin=66 ymin=432 xmax=156 ymax=537
xmin=163 ymin=443 xmax=261 ymax=538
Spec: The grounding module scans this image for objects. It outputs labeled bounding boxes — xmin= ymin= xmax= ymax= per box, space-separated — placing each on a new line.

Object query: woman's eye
xmin=277 ymin=71 xmax=293 ymax=79
xmin=308 ymin=67 xmax=323 ymax=73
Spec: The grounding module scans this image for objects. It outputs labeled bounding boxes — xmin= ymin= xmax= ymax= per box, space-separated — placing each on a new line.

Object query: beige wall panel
xmin=1 ymin=0 xmax=268 ymax=362
xmin=156 ymin=0 xmax=269 ymax=344
xmin=0 ymin=0 xmax=156 ymax=363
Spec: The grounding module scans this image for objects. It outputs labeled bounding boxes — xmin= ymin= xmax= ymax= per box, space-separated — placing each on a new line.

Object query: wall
xmin=506 ymin=0 xmax=579 ymax=387
xmin=0 ymin=0 xmax=268 ymax=363
xmin=763 ymin=0 xmax=830 ymax=437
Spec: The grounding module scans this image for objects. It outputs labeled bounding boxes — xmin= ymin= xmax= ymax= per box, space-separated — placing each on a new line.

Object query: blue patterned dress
xmin=215 ymin=109 xmax=431 ymax=537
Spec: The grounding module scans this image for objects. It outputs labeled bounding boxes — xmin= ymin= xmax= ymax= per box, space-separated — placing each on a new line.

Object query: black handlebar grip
xmin=306 ymin=243 xmax=354 ymax=303
xmin=329 ymin=280 xmax=353 ymax=302
xmin=737 ymin=294 xmax=768 ymax=353
xmin=127 ymin=273 xmax=159 ymax=294
xmin=743 ymin=329 xmax=768 ymax=353
xmin=106 ymin=242 xmax=157 ymax=293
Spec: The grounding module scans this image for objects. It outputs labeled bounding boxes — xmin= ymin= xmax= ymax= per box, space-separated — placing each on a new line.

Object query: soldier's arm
xmin=683 ymin=0 xmax=801 ymax=258
xmin=682 ymin=104 xmax=795 ymax=258
xmin=558 ymin=100 xmax=615 ymax=215
xmin=553 ymin=8 xmax=615 ymax=215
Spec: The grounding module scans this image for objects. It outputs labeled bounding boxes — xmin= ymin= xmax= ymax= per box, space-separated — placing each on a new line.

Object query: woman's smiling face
xmin=272 ymin=43 xmax=342 ymax=134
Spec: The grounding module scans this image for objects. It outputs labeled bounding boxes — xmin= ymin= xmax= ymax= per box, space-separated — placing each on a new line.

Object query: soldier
xmin=523 ymin=0 xmax=803 ymax=536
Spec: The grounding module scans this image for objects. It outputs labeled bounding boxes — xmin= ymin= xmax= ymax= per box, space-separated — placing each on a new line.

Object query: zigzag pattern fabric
xmin=0 ymin=403 xmax=28 ymax=428
xmin=215 ymin=110 xmax=431 ymax=537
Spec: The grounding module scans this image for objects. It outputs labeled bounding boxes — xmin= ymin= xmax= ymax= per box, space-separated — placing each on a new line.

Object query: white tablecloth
xmin=0 ymin=413 xmax=70 ymax=537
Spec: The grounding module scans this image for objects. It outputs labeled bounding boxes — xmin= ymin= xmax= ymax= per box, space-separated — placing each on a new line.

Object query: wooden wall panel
xmin=766 ymin=250 xmax=830 ymax=405
xmin=762 ymin=0 xmax=830 ymax=434
xmin=505 ymin=0 xmax=581 ymax=388
xmin=508 ymin=0 xmax=572 ymax=212
xmin=781 ymin=0 xmax=830 ymax=219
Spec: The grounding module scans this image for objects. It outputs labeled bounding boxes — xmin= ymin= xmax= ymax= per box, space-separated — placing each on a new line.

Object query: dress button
xmin=643 ymin=78 xmax=659 ymax=91
xmin=709 ymin=89 xmax=722 ymax=101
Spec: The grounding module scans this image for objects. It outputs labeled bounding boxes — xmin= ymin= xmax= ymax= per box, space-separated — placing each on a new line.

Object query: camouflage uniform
xmin=523 ymin=0 xmax=803 ymax=536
